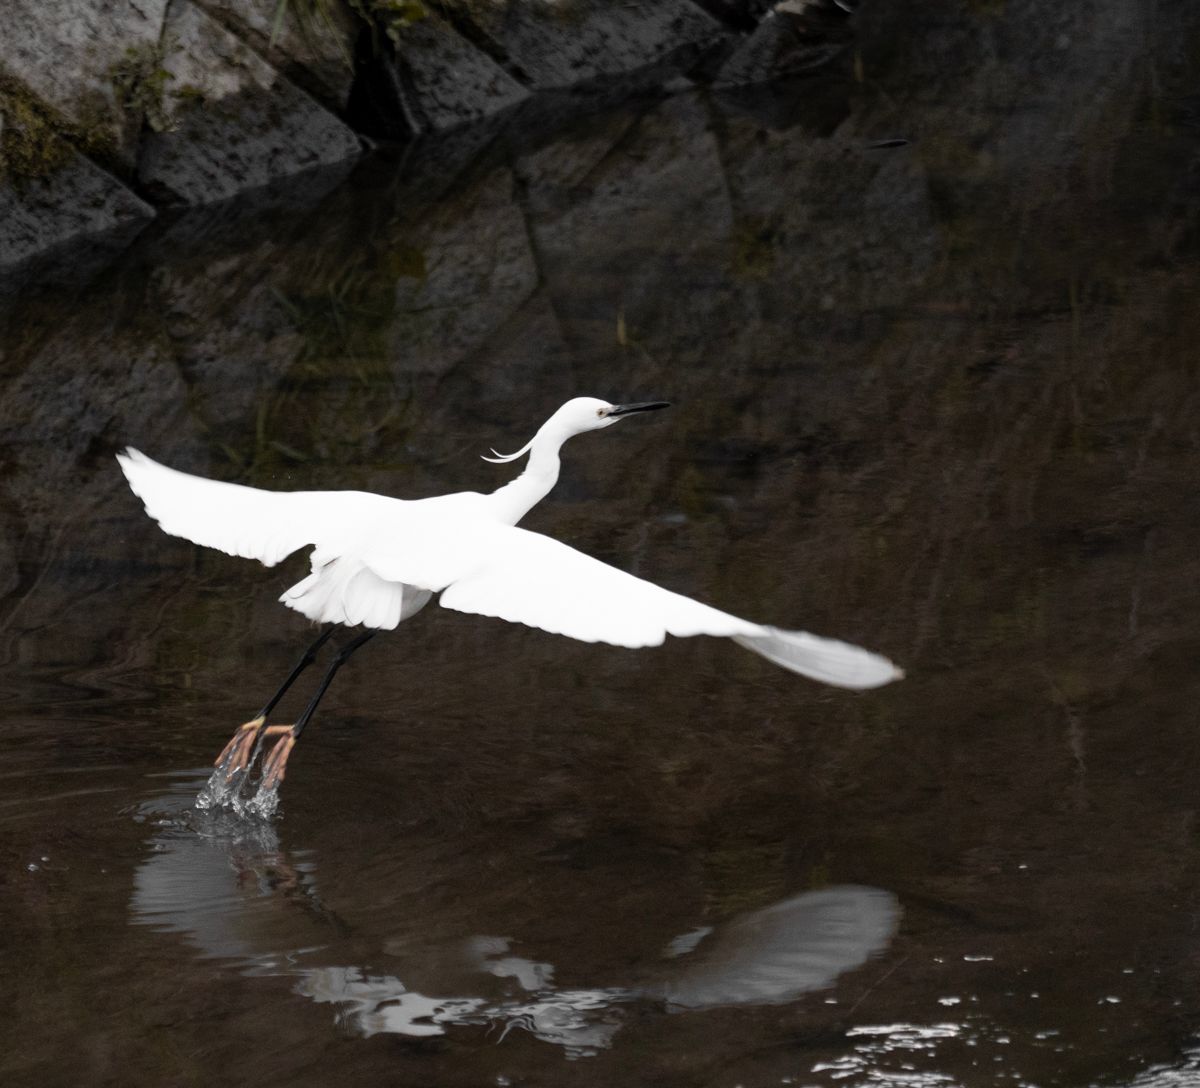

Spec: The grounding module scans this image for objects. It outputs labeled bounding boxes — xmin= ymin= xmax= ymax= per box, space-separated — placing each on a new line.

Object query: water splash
xmin=243 ymin=779 xmax=282 ymax=819
xmin=195 ymin=746 xmax=282 ymax=820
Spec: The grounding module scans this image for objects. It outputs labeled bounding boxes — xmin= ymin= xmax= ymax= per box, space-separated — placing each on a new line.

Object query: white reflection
xmin=654 ymin=886 xmax=900 ymax=1009
xmin=130 ymin=773 xmax=900 ymax=1058
xmin=813 ymin=1022 xmax=966 ymax=1085
xmin=1125 ymin=1046 xmax=1200 ymax=1087
xmin=299 ymin=967 xmax=486 ymax=1037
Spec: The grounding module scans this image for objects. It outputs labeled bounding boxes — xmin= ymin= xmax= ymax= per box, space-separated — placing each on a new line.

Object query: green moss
xmin=171 ymin=84 xmax=208 ymax=111
xmin=383 ymin=241 xmax=427 ymax=280
xmin=373 ymin=0 xmax=429 ymax=22
xmin=71 ymin=97 xmax=122 ymax=164
xmin=730 ymin=216 xmax=778 ymax=281
xmin=0 ymin=74 xmax=126 ymax=184
xmin=272 ymin=0 xmax=426 ymax=49
xmin=110 ymin=43 xmax=175 ymax=133
xmin=0 ymin=83 xmax=72 ymax=182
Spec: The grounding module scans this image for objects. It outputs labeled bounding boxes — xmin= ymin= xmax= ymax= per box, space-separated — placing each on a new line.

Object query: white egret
xmin=118 ymin=397 xmax=902 ymax=790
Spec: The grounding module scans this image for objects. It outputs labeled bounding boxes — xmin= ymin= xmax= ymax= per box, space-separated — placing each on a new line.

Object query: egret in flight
xmin=118 ymin=398 xmax=902 ymax=792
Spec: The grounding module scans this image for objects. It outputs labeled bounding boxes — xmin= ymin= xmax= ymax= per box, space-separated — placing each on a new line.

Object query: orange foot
xmin=260 ymin=726 xmax=297 ymax=790
xmin=215 ymin=715 xmax=266 ymax=777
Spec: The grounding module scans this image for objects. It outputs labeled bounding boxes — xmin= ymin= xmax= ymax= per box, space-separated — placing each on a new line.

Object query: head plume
xmin=480 ymin=436 xmax=535 ymax=464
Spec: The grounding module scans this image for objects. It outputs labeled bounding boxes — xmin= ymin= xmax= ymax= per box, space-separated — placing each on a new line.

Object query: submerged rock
xmin=387 ymin=167 xmax=539 ymax=381
xmin=137 ymin=0 xmax=361 ymax=205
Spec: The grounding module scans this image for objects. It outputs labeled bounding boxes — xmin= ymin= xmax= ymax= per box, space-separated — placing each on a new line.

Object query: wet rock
xmin=389 ymin=10 xmax=530 ymax=132
xmin=137 ymin=0 xmax=361 ymax=205
xmin=714 ymin=0 xmax=854 ymax=87
xmin=0 ymin=218 xmax=148 ymax=291
xmin=196 ymin=0 xmax=359 ymax=112
xmin=448 ymin=0 xmax=724 ymax=90
xmin=0 ymin=110 xmax=154 ymax=269
xmin=3 ymin=0 xmax=169 ymax=167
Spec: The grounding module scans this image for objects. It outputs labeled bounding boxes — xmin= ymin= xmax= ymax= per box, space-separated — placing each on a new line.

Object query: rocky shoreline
xmin=1 ymin=0 xmax=855 ymax=270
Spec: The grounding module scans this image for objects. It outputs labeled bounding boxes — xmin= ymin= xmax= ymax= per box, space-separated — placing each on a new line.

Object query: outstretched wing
xmin=421 ymin=526 xmax=902 ymax=690
xmin=120 ymin=449 xmax=902 ymax=690
xmin=116 ymin=448 xmax=392 ymax=568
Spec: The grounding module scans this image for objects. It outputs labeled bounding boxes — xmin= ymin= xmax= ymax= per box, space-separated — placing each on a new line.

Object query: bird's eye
xmin=597 ymin=408 xmax=605 ymax=417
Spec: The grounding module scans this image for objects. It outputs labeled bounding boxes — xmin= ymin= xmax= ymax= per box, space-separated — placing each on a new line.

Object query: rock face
xmin=196 ymin=0 xmax=360 ymax=112
xmin=388 ymin=167 xmax=539 ymax=379
xmin=447 ymin=0 xmax=723 ymax=89
xmin=0 ymin=111 xmax=154 ymax=268
xmin=0 ymin=0 xmax=861 ymax=267
xmin=389 ymin=10 xmax=531 ymax=132
xmin=136 ymin=0 xmax=361 ymax=205
xmin=4 ymin=0 xmax=170 ymax=167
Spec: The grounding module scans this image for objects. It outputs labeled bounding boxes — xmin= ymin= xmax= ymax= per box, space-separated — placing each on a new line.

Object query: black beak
xmin=608 ymin=401 xmax=671 ymax=417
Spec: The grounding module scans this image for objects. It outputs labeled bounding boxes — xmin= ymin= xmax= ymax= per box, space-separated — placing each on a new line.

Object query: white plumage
xmin=118 ymin=398 xmax=902 ymax=692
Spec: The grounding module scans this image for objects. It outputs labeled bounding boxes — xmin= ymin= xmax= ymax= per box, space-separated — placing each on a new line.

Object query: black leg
xmin=215 ymin=625 xmax=337 ymax=776
xmin=292 ymin=630 xmax=376 ymax=739
xmin=260 ymin=630 xmax=376 ymax=788
xmin=257 ymin=625 xmax=338 ymax=719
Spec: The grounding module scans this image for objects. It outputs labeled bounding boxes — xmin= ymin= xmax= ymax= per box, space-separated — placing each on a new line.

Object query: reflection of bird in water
xmin=299 ymin=888 xmax=900 ymax=1056
xmin=117 ymin=398 xmax=902 ymax=803
xmin=131 ymin=779 xmax=900 ymax=1058
xmin=131 ymin=779 xmax=346 ymax=966
xmin=652 ymin=886 xmax=900 ymax=1009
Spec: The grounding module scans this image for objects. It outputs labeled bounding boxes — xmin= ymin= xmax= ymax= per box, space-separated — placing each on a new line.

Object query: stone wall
xmin=0 ymin=0 xmax=856 ymax=269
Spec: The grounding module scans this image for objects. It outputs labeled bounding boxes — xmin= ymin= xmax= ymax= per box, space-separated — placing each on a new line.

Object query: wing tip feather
xmin=734 ymin=627 xmax=904 ymax=690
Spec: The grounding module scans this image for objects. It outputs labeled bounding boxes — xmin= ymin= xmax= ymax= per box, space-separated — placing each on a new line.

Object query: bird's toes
xmin=261 ymin=731 xmax=297 ymax=790
xmin=215 ymin=716 xmax=266 ymax=770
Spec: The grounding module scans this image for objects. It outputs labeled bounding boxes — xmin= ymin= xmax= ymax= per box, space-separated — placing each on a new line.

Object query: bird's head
xmin=560 ymin=396 xmax=672 ymax=433
xmin=482 ymin=397 xmax=670 ymax=462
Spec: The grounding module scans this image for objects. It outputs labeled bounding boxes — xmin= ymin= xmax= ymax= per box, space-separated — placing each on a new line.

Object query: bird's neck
xmin=485 ymin=425 xmax=567 ymax=525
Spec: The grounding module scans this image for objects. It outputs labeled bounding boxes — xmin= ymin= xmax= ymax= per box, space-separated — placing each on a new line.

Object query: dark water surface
xmin=4 ymin=3 xmax=1200 ymax=1085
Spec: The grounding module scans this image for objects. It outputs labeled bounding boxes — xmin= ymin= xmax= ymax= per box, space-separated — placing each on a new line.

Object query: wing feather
xmin=119 ymin=449 xmax=902 ymax=689
xmin=433 ymin=527 xmax=902 ymax=689
xmin=116 ymin=448 xmax=394 ymax=568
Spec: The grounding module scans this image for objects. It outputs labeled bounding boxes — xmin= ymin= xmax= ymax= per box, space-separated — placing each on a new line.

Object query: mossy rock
xmin=0 ymin=83 xmax=72 ymax=182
